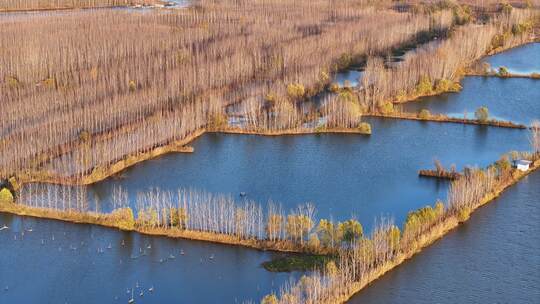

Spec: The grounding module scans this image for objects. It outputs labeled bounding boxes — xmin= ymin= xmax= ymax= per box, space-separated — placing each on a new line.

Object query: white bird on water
xmin=128 ymin=288 xmax=135 ymax=304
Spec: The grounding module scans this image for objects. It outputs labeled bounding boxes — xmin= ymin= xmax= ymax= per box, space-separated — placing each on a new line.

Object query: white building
xmin=514 ymin=160 xmax=532 ymax=172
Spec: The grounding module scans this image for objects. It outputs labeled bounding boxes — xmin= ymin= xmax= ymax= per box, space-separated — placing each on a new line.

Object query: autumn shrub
xmin=261 ymin=294 xmax=278 ymax=304
xmin=358 ymin=122 xmax=371 ymax=134
xmin=416 ymin=76 xmax=433 ymax=95
xmin=435 ymin=78 xmax=461 ymax=93
xmin=0 ymin=188 xmax=14 ymax=205
xmin=328 ymin=83 xmax=340 ymax=93
xmin=111 ymin=207 xmax=135 ymax=230
xmin=287 ymin=83 xmax=306 ymax=100
xmin=457 ymin=206 xmax=471 ymax=222
xmin=475 ymin=106 xmax=489 ymax=122
xmin=378 ymin=102 xmax=394 ymax=114
xmin=418 ymin=109 xmax=431 ymax=119
xmin=5 ymin=76 xmax=19 ymax=87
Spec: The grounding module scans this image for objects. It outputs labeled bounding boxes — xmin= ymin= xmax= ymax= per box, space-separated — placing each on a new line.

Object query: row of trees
xmin=358 ymin=6 xmax=537 ymax=112
xmin=14 ymin=184 xmax=368 ymax=251
xmin=0 ymin=0 xmax=154 ymax=10
xmin=261 ymin=144 xmax=539 ymax=303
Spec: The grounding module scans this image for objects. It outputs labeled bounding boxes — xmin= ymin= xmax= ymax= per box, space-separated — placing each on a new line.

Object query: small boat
xmin=169 ymin=254 xmax=176 ymax=259
xmin=147 ymin=244 xmax=151 ymax=249
xmin=239 ymin=192 xmax=247 ymax=197
xmin=139 ymin=290 xmax=144 ymax=297
xmin=0 ymin=225 xmax=8 ymax=231
xmin=52 ymin=234 xmax=55 ymax=241
xmin=26 ymin=228 xmax=33 ymax=232
xmin=135 ymin=282 xmax=139 ymax=288
xmin=148 ymin=286 xmax=154 ymax=293
xmin=180 ymin=249 xmax=185 ymax=255
xmin=209 ymin=254 xmax=214 ymax=260
xmin=107 ymin=243 xmax=112 ymax=249
xmin=41 ymin=239 xmax=45 ymax=245
xmin=159 ymin=258 xmax=164 ymax=263
xmin=121 ymin=240 xmax=125 ymax=246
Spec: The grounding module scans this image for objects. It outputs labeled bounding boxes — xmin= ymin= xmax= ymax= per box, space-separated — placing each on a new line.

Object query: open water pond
xmin=90 ymin=118 xmax=530 ymax=231
xmin=0 ymin=213 xmax=295 ymax=303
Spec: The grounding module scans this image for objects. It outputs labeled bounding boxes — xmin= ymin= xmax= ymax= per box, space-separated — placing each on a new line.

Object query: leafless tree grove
xmin=1 ymin=0 xmax=453 ymax=182
xmin=0 ymin=0 xmax=154 ymax=11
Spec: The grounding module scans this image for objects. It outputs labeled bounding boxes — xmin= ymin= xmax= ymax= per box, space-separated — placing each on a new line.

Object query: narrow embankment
xmin=18 ymin=126 xmax=370 ymax=187
xmin=365 ymin=112 xmax=527 ymax=129
xmin=332 ymin=158 xmax=540 ymax=304
xmin=0 ymin=203 xmax=320 ymax=255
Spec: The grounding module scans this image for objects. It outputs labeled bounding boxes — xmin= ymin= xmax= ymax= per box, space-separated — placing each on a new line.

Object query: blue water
xmin=90 ymin=119 xmax=530 ymax=230
xmin=349 ymin=170 xmax=540 ymax=304
xmin=402 ymin=77 xmax=540 ymax=125
xmin=484 ymin=43 xmax=540 ymax=75
xmin=0 ymin=213 xmax=296 ymax=304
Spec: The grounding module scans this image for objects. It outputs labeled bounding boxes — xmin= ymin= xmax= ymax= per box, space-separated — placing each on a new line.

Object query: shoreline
xmin=464 ymin=72 xmax=540 ymax=79
xmin=364 ymin=113 xmax=527 ymax=129
xmin=1 ymin=159 xmax=537 ymax=264
xmin=15 ymin=126 xmax=369 ymax=187
xmin=0 ymin=203 xmax=326 ymax=255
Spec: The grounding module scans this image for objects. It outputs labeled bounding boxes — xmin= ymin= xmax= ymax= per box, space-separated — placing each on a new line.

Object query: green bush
xmin=475 ymin=106 xmax=489 ymax=122
xmin=338 ymin=219 xmax=363 ymax=243
xmin=497 ymin=66 xmax=510 ymax=77
xmin=0 ymin=188 xmax=14 ymax=205
xmin=418 ymin=109 xmax=431 ymax=119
